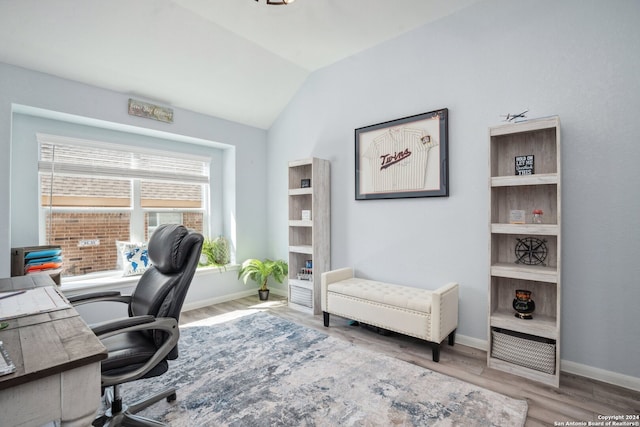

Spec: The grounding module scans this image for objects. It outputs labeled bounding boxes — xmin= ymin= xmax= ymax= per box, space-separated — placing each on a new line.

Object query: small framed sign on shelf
xmin=509 ymin=210 xmax=526 ymax=224
xmin=515 ymin=155 xmax=534 ymax=175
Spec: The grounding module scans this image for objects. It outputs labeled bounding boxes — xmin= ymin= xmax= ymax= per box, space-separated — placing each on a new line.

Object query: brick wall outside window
xmin=46 ymin=212 xmax=130 ymax=276
xmin=46 ymin=211 xmax=204 ymax=277
xmin=182 ymin=212 xmax=203 ymax=233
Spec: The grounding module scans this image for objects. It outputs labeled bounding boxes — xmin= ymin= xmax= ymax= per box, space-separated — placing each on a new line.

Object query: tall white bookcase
xmin=487 ymin=116 xmax=562 ymax=387
xmin=287 ymin=158 xmax=330 ymax=314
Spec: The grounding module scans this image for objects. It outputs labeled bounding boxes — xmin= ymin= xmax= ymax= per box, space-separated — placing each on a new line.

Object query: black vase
xmin=258 ymin=289 xmax=270 ymax=301
xmin=513 ymin=289 xmax=535 ymax=320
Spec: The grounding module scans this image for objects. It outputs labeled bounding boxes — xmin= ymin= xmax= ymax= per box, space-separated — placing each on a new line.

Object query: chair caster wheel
xmin=167 ymin=393 xmax=177 ymax=402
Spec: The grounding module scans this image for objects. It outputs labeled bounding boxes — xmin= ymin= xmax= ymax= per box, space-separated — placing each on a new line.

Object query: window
xmin=38 ymin=134 xmax=210 ymax=278
xmin=147 ymin=212 xmax=183 ymax=237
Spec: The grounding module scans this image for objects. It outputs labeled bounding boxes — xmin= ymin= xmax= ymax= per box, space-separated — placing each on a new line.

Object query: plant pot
xmin=258 ymin=289 xmax=270 ymax=301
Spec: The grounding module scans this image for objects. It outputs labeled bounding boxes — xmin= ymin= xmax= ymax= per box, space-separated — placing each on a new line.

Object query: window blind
xmin=37 ymin=133 xmax=210 ymax=184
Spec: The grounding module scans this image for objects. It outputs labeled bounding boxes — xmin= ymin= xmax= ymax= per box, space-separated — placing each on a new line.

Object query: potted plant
xmin=237 ymin=258 xmax=288 ymax=301
xmin=200 ymin=236 xmax=230 ymax=267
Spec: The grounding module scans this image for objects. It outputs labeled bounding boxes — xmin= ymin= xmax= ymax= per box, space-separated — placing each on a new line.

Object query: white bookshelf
xmin=487 ymin=117 xmax=562 ymax=387
xmin=287 ymin=158 xmax=330 ymax=314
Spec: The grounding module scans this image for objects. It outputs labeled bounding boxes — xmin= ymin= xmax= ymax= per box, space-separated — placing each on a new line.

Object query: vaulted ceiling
xmin=0 ymin=0 xmax=480 ymax=129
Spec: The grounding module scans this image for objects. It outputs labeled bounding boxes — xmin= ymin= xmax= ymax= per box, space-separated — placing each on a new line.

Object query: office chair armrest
xmin=68 ymin=291 xmax=131 ymax=305
xmin=98 ymin=316 xmax=181 ymax=386
xmin=91 ymin=314 xmax=156 ymax=336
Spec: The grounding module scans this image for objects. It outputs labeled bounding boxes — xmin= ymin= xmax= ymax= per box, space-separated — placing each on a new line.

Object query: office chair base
xmin=93 ymin=385 xmax=177 ymax=427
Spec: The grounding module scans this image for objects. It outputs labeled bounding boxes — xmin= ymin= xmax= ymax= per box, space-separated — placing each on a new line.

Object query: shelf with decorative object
xmin=487 ymin=116 xmax=561 ymax=387
xmin=491 ymin=173 xmax=558 ymax=187
xmin=490 ymin=263 xmax=558 ymax=283
xmin=491 ymin=223 xmax=559 ymax=235
xmin=288 ymin=245 xmax=313 ymax=254
xmin=288 ymin=220 xmax=313 ymax=227
xmin=490 ymin=309 xmax=558 ymax=339
xmin=287 ymin=158 xmax=330 ymax=314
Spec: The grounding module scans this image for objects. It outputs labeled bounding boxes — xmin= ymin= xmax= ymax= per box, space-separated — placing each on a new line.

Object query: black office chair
xmin=70 ymin=224 xmax=204 ymax=427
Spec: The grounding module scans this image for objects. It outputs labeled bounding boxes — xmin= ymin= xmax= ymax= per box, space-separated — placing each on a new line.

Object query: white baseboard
xmin=182 ymin=289 xmax=255 ymax=312
xmin=269 ymin=287 xmax=288 ymax=297
xmin=456 ymin=333 xmax=488 ymax=351
xmin=456 ymin=334 xmax=640 ymax=392
xmin=183 ymin=287 xmax=290 ymax=313
xmin=561 ymin=360 xmax=640 ymax=392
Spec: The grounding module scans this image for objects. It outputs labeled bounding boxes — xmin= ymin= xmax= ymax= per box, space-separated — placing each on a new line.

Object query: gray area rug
xmin=120 ymin=311 xmax=527 ymax=426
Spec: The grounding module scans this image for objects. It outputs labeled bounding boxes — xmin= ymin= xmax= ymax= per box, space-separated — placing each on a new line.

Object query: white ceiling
xmin=0 ymin=0 xmax=480 ymax=129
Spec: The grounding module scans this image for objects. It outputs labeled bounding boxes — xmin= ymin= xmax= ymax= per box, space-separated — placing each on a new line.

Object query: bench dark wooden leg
xmin=448 ymin=329 xmax=456 ymax=346
xmin=432 ymin=343 xmax=440 ymax=362
xmin=323 ymin=311 xmax=330 ymax=327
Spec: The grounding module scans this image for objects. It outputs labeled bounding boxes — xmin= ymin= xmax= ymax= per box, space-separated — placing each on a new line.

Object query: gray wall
xmin=266 ymin=0 xmax=640 ymax=380
xmin=0 ymin=62 xmax=270 ymax=276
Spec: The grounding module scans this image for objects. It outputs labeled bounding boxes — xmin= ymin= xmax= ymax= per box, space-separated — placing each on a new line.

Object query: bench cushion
xmin=327 ymin=277 xmax=432 ymax=314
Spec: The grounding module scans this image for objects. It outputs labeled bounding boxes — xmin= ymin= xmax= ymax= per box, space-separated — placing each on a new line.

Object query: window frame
xmin=37 ymin=133 xmax=211 ymax=280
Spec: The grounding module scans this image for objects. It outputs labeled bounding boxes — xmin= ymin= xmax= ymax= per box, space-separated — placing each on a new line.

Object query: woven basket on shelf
xmin=491 ymin=329 xmax=556 ymax=375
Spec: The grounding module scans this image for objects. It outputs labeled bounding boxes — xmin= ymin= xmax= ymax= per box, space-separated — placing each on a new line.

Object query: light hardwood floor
xmin=180 ymin=295 xmax=640 ymax=426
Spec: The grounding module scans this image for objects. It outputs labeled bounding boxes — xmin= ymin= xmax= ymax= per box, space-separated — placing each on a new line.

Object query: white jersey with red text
xmin=364 ymin=127 xmax=438 ymax=192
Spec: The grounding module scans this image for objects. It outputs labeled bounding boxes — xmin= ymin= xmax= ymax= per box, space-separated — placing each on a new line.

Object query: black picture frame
xmin=355 ymin=108 xmax=449 ymax=200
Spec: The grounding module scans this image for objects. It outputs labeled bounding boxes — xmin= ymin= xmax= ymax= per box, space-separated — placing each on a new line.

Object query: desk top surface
xmin=0 ymin=275 xmax=107 ymax=390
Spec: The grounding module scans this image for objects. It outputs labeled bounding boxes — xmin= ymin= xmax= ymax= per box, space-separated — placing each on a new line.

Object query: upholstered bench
xmin=321 ymin=267 xmax=459 ymax=362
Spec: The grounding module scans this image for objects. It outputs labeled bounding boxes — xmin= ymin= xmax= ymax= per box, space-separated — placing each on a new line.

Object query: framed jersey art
xmin=355 ymin=108 xmax=449 ymax=200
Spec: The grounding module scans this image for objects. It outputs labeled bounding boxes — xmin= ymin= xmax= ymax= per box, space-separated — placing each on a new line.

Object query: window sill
xmin=61 ymin=264 xmax=239 ymax=294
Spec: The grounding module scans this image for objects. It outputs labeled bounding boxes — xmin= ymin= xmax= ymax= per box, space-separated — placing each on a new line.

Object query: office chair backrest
xmin=129 ymin=224 xmax=204 ymax=358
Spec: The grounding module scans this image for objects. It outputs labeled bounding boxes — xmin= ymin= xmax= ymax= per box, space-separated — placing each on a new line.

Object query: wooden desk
xmin=0 ymin=274 xmax=107 ymax=427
